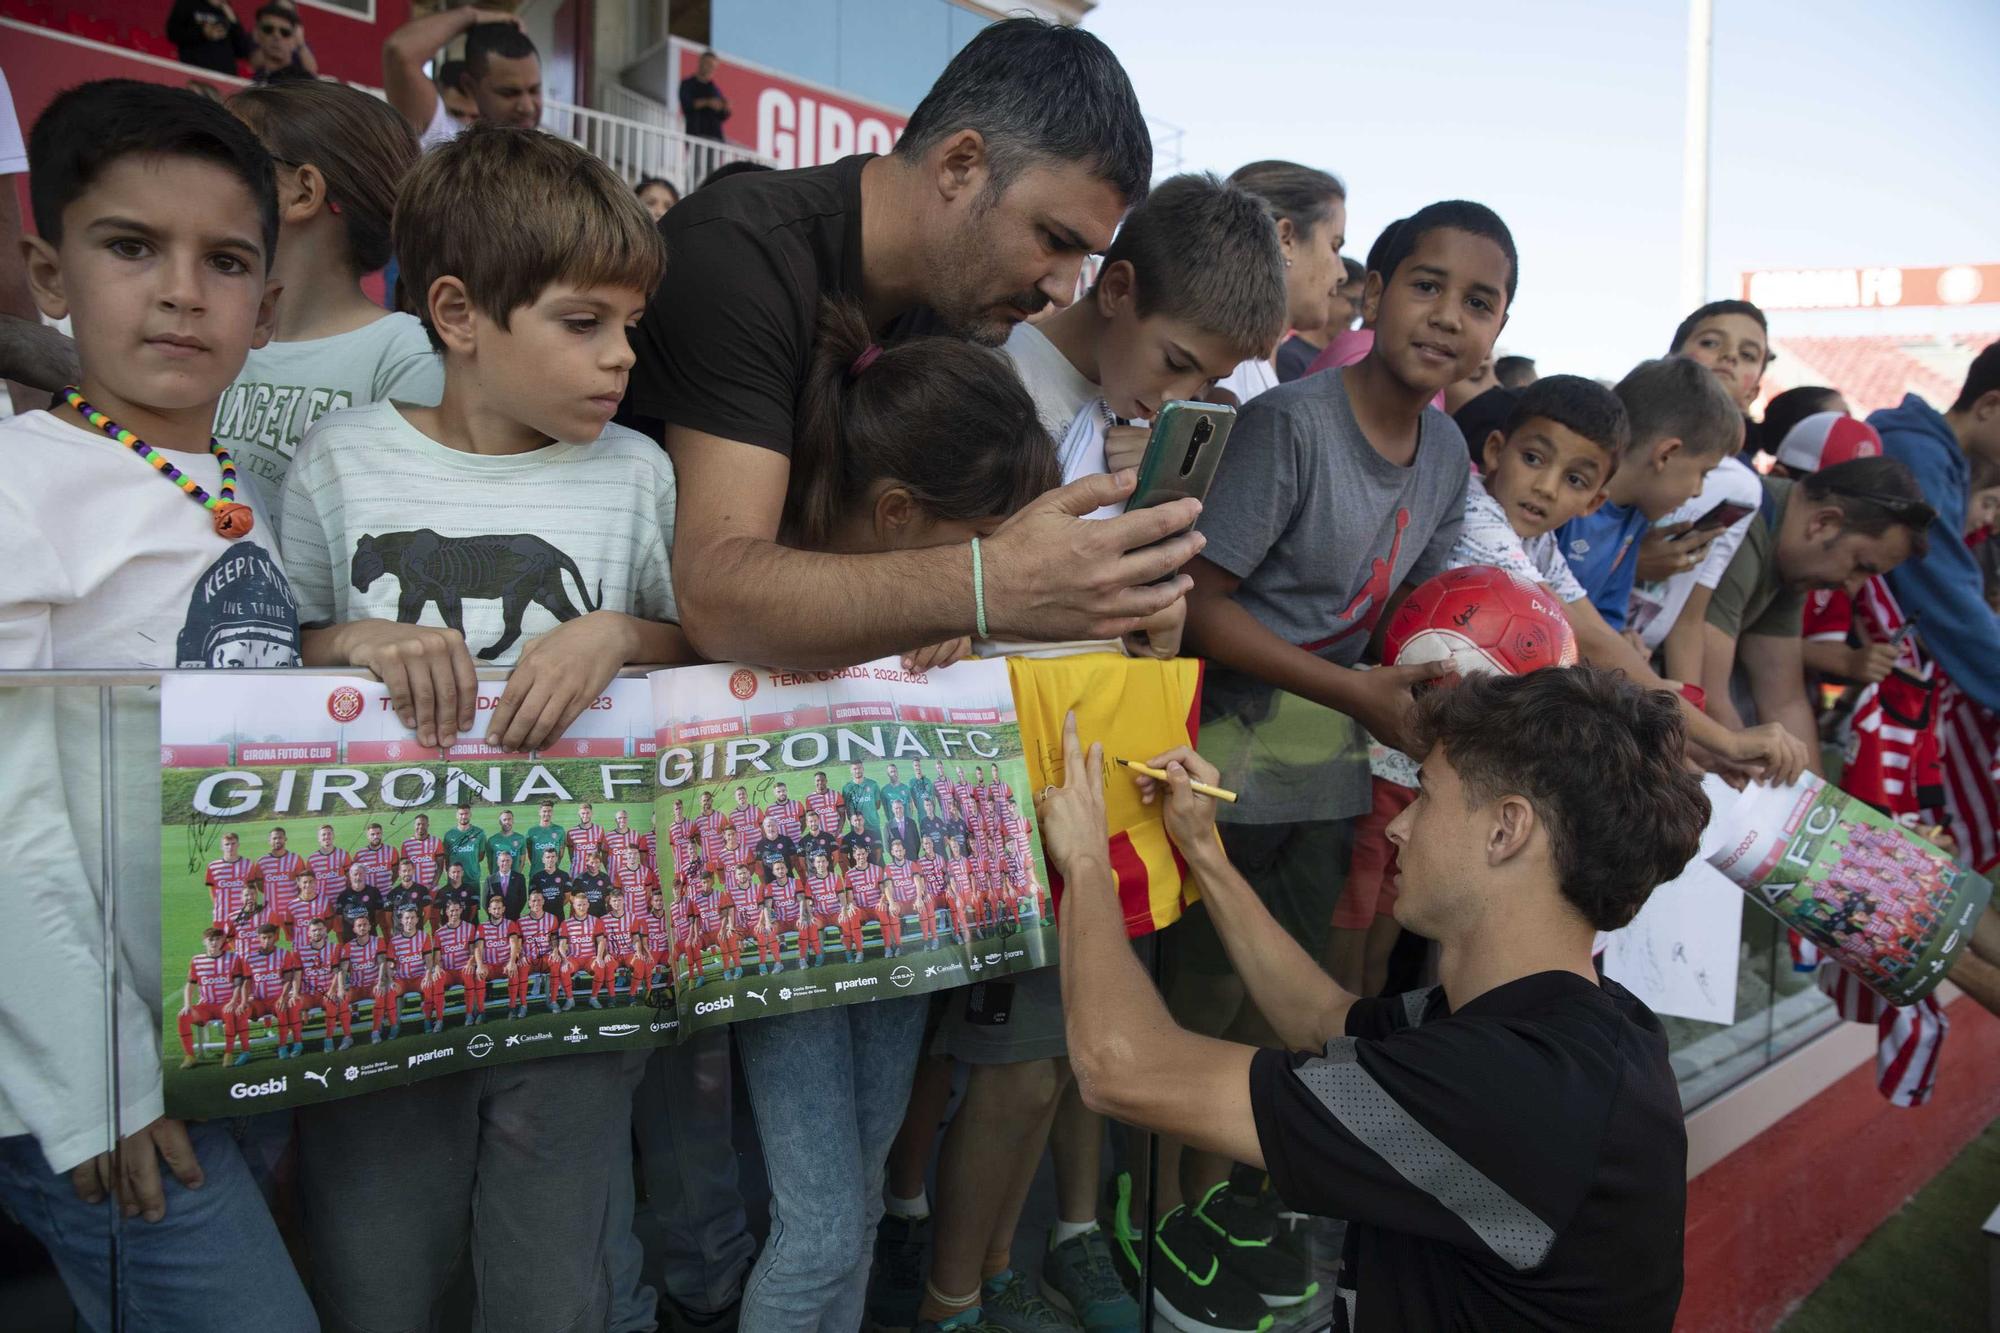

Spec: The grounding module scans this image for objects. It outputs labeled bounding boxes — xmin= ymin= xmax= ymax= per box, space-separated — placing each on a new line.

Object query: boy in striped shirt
xmin=642 ymin=890 xmax=674 ymax=997
xmin=178 ymin=928 xmax=246 ymax=1068
xmin=884 ymin=840 xmax=932 ymax=950
xmin=206 ymin=832 xmax=256 ymax=929
xmin=292 ymin=917 xmax=350 ymax=1053
xmin=339 ymin=914 xmax=389 ymax=1041
xmin=722 ymin=865 xmax=764 ymax=981
xmin=517 ymin=890 xmax=559 ymax=1004
xmin=256 ymin=826 xmax=308 ymax=912
xmin=764 ymin=861 xmax=805 ymax=974
xmin=605 ymin=809 xmax=641 ymax=869
xmin=693 ymin=792 xmax=728 ymax=865
xmin=613 ymin=845 xmax=658 ymax=910
xmin=401 ymin=813 xmax=445 ymax=887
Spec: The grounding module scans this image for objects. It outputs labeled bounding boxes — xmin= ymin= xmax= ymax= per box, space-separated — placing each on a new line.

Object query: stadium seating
xmin=1766 ymin=333 xmax=1999 ymax=416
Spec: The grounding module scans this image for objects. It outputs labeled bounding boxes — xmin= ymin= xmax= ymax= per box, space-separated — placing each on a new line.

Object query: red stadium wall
xmin=1677 ymin=996 xmax=2000 ymax=1331
xmin=2 ymin=1 xmax=410 ymax=88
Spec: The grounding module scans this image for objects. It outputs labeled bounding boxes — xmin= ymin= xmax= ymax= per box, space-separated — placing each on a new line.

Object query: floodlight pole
xmin=1680 ymin=0 xmax=1715 ymax=310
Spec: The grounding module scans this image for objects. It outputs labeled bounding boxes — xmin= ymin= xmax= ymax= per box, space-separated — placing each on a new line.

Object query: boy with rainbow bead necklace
xmin=0 ymin=79 xmax=312 ymax=1328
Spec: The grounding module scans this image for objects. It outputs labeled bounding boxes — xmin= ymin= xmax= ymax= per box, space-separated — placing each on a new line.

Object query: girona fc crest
xmin=576 ymin=740 xmax=592 ymax=755
xmin=327 ymin=685 xmax=365 ymax=724
xmin=161 ymin=746 xmax=177 ymax=765
xmin=386 ymin=741 xmax=404 ymax=759
xmin=729 ymin=669 xmax=758 ymax=701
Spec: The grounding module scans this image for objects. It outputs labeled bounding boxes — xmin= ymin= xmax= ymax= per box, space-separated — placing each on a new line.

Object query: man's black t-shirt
xmin=622 ymin=154 xmax=941 ymax=453
xmin=1249 ymin=972 xmax=1686 ymax=1332
xmin=529 ymin=869 xmax=574 ymax=915
xmin=574 ymin=871 xmax=613 ymax=917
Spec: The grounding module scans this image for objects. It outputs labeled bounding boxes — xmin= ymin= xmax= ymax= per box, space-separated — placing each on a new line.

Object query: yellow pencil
xmin=1114 ymin=757 xmax=1239 ymax=804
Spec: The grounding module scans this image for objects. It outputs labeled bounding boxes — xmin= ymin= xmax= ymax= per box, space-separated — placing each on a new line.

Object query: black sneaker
xmin=1149 ymin=1207 xmax=1274 ymax=1333
xmin=1191 ymin=1182 xmax=1318 ymax=1307
xmin=864 ymin=1210 xmax=932 ymax=1331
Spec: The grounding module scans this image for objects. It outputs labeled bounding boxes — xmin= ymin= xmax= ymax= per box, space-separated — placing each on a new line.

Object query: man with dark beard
xmin=620 ymin=18 xmax=1199 ymax=669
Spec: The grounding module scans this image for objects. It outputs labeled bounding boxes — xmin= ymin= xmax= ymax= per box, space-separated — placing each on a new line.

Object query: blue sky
xmin=1082 ymin=0 xmax=2000 ymax=380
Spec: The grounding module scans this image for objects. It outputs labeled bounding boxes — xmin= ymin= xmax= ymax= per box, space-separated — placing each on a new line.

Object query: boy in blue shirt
xmin=1556 ymin=356 xmax=1742 ymax=628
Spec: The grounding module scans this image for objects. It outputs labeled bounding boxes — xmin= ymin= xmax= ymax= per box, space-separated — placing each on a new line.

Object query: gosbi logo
xmin=328 ymin=685 xmax=365 ymax=723
xmin=695 ymin=994 xmax=736 ymax=1016
xmin=729 ymin=669 xmax=758 ymax=701
xmin=229 ymin=1077 xmax=287 ymax=1099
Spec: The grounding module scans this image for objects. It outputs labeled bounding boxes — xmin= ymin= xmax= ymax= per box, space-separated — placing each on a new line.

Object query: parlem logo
xmin=729 ymin=669 xmax=758 ymax=701
xmin=327 ymin=685 xmax=365 ymax=723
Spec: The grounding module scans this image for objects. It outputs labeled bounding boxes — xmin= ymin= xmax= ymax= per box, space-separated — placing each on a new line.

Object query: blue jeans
xmin=297 ymin=1055 xmax=627 ymax=1333
xmin=0 ymin=1122 xmax=317 ymax=1333
xmin=734 ymin=996 xmax=928 ymax=1333
xmin=613 ymin=1032 xmax=755 ymax=1325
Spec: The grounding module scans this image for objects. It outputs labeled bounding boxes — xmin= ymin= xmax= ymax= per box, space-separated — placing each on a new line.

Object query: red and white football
xmin=1381 ymin=564 xmax=1578 ymax=678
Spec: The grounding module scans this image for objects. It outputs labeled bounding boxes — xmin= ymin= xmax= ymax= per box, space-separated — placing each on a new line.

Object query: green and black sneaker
xmin=1191 ymin=1182 xmax=1318 ymax=1308
xmin=1099 ymin=1175 xmax=1271 ymax=1333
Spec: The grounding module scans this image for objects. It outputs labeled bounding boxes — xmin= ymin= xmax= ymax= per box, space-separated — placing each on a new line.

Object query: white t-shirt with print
xmin=280 ymin=400 xmax=678 ymax=663
xmin=1214 ymin=355 xmax=1280 ymax=408
xmin=213 ymin=312 xmax=444 ymax=528
xmin=0 ymin=409 xmax=301 ymax=1172
xmin=1448 ymin=474 xmax=1589 ymax=603
xmin=1626 ymin=455 xmax=1764 ymax=648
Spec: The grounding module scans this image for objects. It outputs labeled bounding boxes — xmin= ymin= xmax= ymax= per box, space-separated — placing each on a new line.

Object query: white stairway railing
xmin=541 ymin=97 xmax=775 ymax=190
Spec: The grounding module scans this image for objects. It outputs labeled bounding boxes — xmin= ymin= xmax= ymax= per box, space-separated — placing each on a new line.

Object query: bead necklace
xmin=62 ymin=386 xmax=254 ymax=539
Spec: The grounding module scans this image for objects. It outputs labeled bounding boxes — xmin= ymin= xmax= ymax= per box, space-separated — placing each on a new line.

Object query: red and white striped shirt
xmin=434 ymin=920 xmax=474 ymax=970
xmin=614 ymin=860 xmax=659 ymax=902
xmin=206 ymin=857 xmax=255 ymax=923
xmin=645 ymin=911 xmax=672 ymax=955
xmin=917 ymin=855 xmax=947 ymax=895
xmin=604 ymin=914 xmax=637 ymax=955
xmin=947 ymin=857 xmax=976 ymax=895
xmin=296 ymin=937 xmax=340 ymax=993
xmin=353 ymin=841 xmax=396 ymax=890
xmin=765 ymin=798 xmax=805 ymax=840
xmin=640 ymin=830 xmax=660 ymax=869
xmin=727 ymin=804 xmax=764 ymax=848
xmin=883 ymin=860 xmax=919 ymax=906
xmin=188 ymin=950 xmax=243 ymax=1005
xmin=341 ymin=934 xmax=386 ymax=982
xmin=283 ymin=888 xmax=330 ymax=941
xmin=694 ymin=810 xmax=727 ymax=860
xmin=477 ymin=918 xmax=519 ymax=967
xmin=605 ymin=824 xmax=641 ymax=866
xmin=401 ymin=835 xmax=444 ymax=885
xmin=559 ymin=914 xmax=603 ymax=959
xmin=308 ymin=846 xmax=354 ymax=891
xmin=517 ymin=912 xmax=556 ymax=961
xmin=847 ymin=863 xmax=885 ymax=909
xmin=567 ymin=822 xmax=608 ymax=872
xmin=805 ymin=789 xmax=844 ymax=834
xmin=242 ymin=945 xmax=297 ymax=1001
xmin=728 ymin=877 xmax=765 ymax=922
xmin=256 ymin=850 xmax=307 ymax=904
xmin=804 ymin=872 xmax=842 ymax=917
xmin=389 ymin=929 xmax=431 ymax=981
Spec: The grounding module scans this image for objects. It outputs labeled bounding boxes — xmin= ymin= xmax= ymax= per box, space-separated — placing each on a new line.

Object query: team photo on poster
xmin=159 ymin=675 xmax=672 ymax=1118
xmin=648 ymin=658 xmax=1056 ymax=1035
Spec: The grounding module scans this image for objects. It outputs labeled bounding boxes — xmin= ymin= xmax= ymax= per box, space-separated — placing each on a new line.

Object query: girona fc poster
xmin=159 ymin=662 xmax=1055 ymax=1115
xmin=649 ymin=657 xmax=1054 ymax=1038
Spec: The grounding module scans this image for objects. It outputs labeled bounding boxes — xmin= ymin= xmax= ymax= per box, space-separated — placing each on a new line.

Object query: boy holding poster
xmin=280 ymin=125 xmax=685 ymax=1329
xmin=0 ymin=80 xmax=316 ymax=1328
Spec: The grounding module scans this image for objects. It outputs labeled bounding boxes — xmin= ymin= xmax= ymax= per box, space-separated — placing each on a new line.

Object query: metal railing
xmin=541 ymin=96 xmax=775 ymax=190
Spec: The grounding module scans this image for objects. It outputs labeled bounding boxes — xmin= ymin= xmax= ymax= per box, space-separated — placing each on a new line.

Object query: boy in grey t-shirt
xmin=1179 ymin=199 xmax=1518 ymax=976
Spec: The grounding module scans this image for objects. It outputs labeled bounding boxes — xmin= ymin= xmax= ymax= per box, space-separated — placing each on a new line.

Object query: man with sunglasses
xmin=1699 ymin=454 xmax=1935 ymax=775
xmin=248 ymin=3 xmax=316 ymax=83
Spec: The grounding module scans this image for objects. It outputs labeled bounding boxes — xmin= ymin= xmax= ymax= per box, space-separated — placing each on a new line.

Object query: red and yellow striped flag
xmin=1008 ymin=653 xmax=1205 ymax=936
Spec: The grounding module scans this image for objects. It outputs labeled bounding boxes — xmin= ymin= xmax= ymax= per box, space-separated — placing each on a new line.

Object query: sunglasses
xmin=1818 ymin=481 xmax=1937 ymax=529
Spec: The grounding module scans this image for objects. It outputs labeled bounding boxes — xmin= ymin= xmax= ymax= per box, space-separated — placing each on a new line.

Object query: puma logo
xmin=350 ymin=529 xmax=603 ymax=659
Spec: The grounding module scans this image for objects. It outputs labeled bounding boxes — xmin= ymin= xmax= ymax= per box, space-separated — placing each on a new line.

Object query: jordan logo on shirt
xmin=349 ymin=529 xmax=602 ymax=659
xmin=1303 ymin=508 xmax=1411 ymax=652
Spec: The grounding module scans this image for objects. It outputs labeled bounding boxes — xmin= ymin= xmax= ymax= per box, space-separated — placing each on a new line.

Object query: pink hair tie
xmin=849 ymin=343 xmax=883 ymax=377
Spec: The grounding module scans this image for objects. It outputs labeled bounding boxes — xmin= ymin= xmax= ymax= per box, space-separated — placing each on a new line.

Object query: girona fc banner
xmin=158 ymin=660 xmax=1057 ymax=1115
xmin=667 ymin=36 xmax=905 ymax=169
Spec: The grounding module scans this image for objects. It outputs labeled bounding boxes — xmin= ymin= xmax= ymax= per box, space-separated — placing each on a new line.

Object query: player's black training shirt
xmin=1249 ymin=971 xmax=1686 ymax=1331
